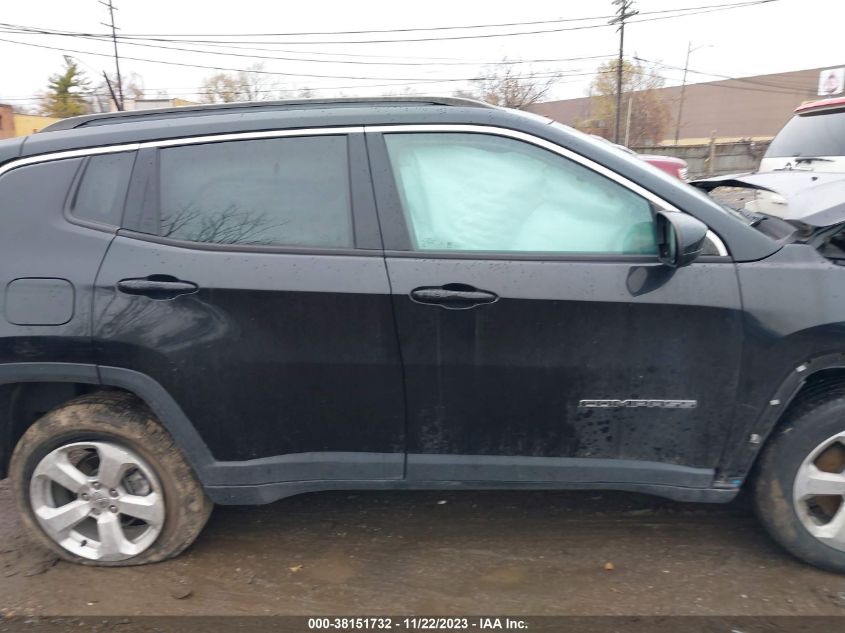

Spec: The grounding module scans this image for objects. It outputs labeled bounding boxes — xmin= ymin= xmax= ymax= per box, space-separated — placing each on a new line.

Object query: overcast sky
xmin=0 ymin=0 xmax=840 ymax=109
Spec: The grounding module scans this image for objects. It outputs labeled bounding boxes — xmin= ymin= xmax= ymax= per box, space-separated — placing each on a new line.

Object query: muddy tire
xmin=753 ymin=389 xmax=845 ymax=573
xmin=9 ymin=391 xmax=213 ymax=566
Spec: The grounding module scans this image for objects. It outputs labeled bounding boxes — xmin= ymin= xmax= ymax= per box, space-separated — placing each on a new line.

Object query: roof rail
xmin=41 ymin=96 xmax=496 ymax=132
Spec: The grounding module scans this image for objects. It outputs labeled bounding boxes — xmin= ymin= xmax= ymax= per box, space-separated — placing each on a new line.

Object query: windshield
xmin=767 ymin=110 xmax=845 ymax=157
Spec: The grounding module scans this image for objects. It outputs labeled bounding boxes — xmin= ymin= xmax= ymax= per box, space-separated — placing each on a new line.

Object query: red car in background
xmin=638 ymin=153 xmax=689 ymax=181
xmin=591 ymin=135 xmax=689 ymax=181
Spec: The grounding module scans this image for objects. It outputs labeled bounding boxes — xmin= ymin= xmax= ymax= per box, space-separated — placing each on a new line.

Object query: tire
xmin=9 ymin=391 xmax=213 ymax=566
xmin=753 ymin=388 xmax=845 ymax=573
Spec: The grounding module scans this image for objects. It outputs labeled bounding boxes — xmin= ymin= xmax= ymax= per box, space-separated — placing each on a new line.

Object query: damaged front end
xmin=691 ymin=172 xmax=845 ymax=262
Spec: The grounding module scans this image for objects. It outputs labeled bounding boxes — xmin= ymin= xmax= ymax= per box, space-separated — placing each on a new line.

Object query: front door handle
xmin=116 ymin=275 xmax=199 ymax=300
xmin=410 ymin=284 xmax=498 ymax=310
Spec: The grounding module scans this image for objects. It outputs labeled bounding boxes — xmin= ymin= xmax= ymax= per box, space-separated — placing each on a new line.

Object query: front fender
xmin=718 ymin=352 xmax=845 ymax=484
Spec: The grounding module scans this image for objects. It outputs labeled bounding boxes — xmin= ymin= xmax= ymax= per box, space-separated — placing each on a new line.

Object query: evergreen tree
xmin=40 ymin=57 xmax=91 ymax=118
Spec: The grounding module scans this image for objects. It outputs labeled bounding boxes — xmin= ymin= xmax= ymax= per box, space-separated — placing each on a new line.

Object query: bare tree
xmin=198 ymin=73 xmax=241 ymax=103
xmin=578 ymin=59 xmax=670 ymax=146
xmin=161 ymin=204 xmax=285 ymax=245
xmin=235 ymin=64 xmax=280 ymax=101
xmin=456 ymin=61 xmax=557 ymax=109
xmin=198 ymin=63 xmax=280 ymax=103
xmin=91 ymin=71 xmax=144 ymax=112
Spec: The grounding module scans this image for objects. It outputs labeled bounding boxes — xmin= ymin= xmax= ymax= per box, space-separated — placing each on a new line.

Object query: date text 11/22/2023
xmin=307 ymin=617 xmax=528 ymax=630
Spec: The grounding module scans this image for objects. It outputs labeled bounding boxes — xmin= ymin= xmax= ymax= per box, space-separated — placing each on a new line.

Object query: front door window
xmin=384 ymin=132 xmax=657 ymax=255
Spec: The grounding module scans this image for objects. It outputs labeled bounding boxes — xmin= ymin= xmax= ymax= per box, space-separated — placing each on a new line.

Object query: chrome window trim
xmin=0 ymin=126 xmax=363 ymax=179
xmin=140 ymin=126 xmax=363 ymax=149
xmin=0 ymin=124 xmax=728 ymax=257
xmin=0 ymin=142 xmax=140 ymax=178
xmin=366 ymin=124 xmax=729 ymax=257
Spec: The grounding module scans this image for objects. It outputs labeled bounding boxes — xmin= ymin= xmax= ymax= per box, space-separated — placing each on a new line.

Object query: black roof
xmin=41 ymin=96 xmax=495 ymax=132
xmin=15 ymin=99 xmax=536 ymax=160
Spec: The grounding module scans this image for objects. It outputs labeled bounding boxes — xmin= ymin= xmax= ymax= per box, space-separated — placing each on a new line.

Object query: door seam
xmin=363 ymin=131 xmax=410 ymax=479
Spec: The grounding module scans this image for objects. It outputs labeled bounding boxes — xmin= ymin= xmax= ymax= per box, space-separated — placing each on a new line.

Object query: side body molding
xmin=6 ymin=350 xmax=841 ymax=505
xmin=0 ymin=362 xmax=99 ymax=385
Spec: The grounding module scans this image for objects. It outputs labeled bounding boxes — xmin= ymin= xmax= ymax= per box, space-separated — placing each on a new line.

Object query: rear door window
xmin=157 ymin=136 xmax=352 ymax=248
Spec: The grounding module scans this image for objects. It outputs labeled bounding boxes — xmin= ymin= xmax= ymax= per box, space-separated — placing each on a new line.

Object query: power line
xmin=0 ymin=71 xmax=608 ymax=104
xmin=124 ymin=2 xmax=776 ymax=45
xmin=5 ymin=1 xmax=774 ymax=38
xmin=110 ymin=12 xmax=619 ymax=36
xmin=0 ymin=35 xmax=613 ymax=87
xmin=1 ymin=38 xmax=811 ymax=103
xmin=634 ymin=57 xmax=820 ymax=94
xmin=1 ymin=34 xmax=812 ymax=103
xmin=3 ymin=63 xmax=815 ymax=105
xmin=0 ymin=1 xmax=778 ymax=46
xmin=0 ymin=24 xmax=494 ymax=62
xmin=0 ymin=35 xmax=492 ymax=81
xmin=0 ymin=27 xmax=615 ymax=67
xmin=5 ymin=63 xmax=645 ymax=104
xmin=106 ymin=40 xmax=613 ymax=67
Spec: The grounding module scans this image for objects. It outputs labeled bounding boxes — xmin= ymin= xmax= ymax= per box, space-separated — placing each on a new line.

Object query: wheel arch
xmin=0 ymin=363 xmax=214 ymax=481
xmin=722 ymin=353 xmax=845 ymax=484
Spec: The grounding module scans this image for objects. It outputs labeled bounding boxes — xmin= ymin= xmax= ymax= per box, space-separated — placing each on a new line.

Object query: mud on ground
xmin=1 ymin=479 xmax=844 ymax=618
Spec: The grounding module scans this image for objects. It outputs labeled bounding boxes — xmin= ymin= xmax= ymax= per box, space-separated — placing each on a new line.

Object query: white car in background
xmin=761 ymin=97 xmax=845 ymax=173
xmin=704 ymin=97 xmax=845 ymax=216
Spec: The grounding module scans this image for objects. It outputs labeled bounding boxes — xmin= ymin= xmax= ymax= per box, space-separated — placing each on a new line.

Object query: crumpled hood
xmin=691 ymin=171 xmax=845 ymax=228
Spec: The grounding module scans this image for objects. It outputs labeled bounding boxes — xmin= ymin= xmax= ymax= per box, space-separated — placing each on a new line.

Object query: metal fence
xmin=631 ymin=139 xmax=771 ymax=179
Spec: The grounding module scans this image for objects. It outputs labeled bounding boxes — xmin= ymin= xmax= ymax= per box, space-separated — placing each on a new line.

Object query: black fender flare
xmin=0 ymin=362 xmax=216 ymax=483
xmin=717 ymin=352 xmax=845 ymax=484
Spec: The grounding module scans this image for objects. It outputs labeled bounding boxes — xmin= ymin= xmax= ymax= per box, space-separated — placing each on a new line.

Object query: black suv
xmin=2 ymin=98 xmax=845 ymax=571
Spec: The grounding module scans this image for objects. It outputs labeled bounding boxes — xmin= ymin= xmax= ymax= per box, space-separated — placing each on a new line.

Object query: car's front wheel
xmin=754 ymin=389 xmax=845 ymax=573
xmin=9 ymin=391 xmax=212 ymax=566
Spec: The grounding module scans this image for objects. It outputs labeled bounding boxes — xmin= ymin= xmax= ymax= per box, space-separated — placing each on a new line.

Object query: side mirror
xmin=655 ymin=210 xmax=709 ymax=268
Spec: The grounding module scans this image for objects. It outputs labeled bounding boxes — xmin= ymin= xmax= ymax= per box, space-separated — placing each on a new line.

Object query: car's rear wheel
xmin=10 ymin=391 xmax=213 ymax=566
xmin=753 ymin=389 xmax=845 ymax=573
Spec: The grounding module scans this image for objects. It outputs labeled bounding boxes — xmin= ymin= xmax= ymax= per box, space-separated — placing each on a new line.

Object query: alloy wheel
xmin=793 ymin=431 xmax=845 ymax=552
xmin=29 ymin=441 xmax=165 ymax=562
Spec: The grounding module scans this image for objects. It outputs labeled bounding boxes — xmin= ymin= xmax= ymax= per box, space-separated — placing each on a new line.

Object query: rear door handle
xmin=117 ymin=275 xmax=199 ymax=300
xmin=410 ymin=284 xmax=498 ymax=310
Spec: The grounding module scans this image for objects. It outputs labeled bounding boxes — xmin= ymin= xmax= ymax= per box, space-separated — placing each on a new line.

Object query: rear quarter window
xmin=70 ymin=152 xmax=135 ymax=227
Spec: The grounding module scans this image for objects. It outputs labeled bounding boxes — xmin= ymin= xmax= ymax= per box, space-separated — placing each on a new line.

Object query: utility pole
xmin=674 ymin=42 xmax=711 ymax=146
xmin=674 ymin=42 xmax=693 ymax=146
xmin=102 ymin=71 xmax=120 ymax=111
xmin=610 ymin=0 xmax=638 ymax=144
xmin=100 ymin=0 xmax=124 ymax=111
